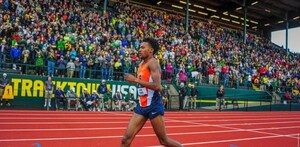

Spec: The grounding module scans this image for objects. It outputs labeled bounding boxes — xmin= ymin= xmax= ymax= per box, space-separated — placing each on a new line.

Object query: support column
xmin=243 ymin=6 xmax=247 ymax=43
xmin=185 ymin=0 xmax=189 ymax=32
xmin=103 ymin=0 xmax=108 ymax=17
xmin=285 ymin=12 xmax=289 ymax=52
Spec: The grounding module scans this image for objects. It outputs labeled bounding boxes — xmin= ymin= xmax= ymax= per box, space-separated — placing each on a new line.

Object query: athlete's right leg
xmin=121 ymin=113 xmax=147 ymax=147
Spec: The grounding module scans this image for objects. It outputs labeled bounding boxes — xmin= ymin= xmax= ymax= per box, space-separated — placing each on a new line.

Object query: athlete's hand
xmin=124 ymin=73 xmax=137 ymax=84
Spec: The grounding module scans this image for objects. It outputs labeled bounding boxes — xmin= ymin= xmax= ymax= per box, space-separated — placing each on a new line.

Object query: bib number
xmin=138 ymin=87 xmax=147 ymax=96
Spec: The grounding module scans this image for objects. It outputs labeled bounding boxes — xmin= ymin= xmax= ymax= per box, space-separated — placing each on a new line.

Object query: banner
xmin=8 ymin=75 xmax=137 ymax=99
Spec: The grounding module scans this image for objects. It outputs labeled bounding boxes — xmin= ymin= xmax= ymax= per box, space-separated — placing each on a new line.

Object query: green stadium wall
xmin=2 ymin=74 xmax=270 ymax=110
xmin=3 ymin=74 xmax=137 ymax=109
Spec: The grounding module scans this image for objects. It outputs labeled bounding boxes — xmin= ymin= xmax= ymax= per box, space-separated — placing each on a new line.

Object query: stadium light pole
xmin=103 ymin=0 xmax=108 ymax=17
xmin=185 ymin=0 xmax=189 ymax=33
xmin=285 ymin=12 xmax=289 ymax=53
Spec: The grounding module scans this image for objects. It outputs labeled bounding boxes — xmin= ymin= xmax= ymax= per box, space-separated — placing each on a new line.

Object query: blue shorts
xmin=134 ymin=102 xmax=165 ymax=120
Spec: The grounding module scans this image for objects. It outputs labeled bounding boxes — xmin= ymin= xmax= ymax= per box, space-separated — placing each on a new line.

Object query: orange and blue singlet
xmin=134 ymin=58 xmax=164 ymax=119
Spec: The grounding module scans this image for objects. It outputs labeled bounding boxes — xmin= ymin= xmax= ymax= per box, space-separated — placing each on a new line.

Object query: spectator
xmin=161 ymin=85 xmax=169 ymax=109
xmin=97 ymin=80 xmax=110 ymax=111
xmin=44 ymin=76 xmax=54 ymax=108
xmin=126 ymin=89 xmax=136 ymax=111
xmin=285 ymin=90 xmax=296 ymax=103
xmin=74 ymin=57 xmax=81 ymax=78
xmin=90 ymin=90 xmax=100 ymax=111
xmin=57 ymin=56 xmax=67 ymax=78
xmin=179 ymin=70 xmax=187 ymax=84
xmin=66 ymin=87 xmax=78 ymax=110
xmin=166 ymin=62 xmax=173 ymax=82
xmin=123 ymin=57 xmax=131 ymax=74
xmin=79 ymin=52 xmax=87 ymax=78
xmin=10 ymin=43 xmax=21 ymax=63
xmin=190 ymin=84 xmax=198 ymax=110
xmin=178 ymin=82 xmax=187 ymax=111
xmin=35 ymin=51 xmax=44 ymax=76
xmin=0 ymin=73 xmax=10 ymax=106
xmin=0 ymin=40 xmax=7 ymax=69
xmin=55 ymin=86 xmax=66 ymax=110
xmin=66 ymin=58 xmax=75 ymax=78
xmin=108 ymin=60 xmax=114 ymax=81
xmin=114 ymin=58 xmax=122 ymax=81
xmin=80 ymin=88 xmax=92 ymax=111
xmin=112 ymin=90 xmax=123 ymax=111
xmin=208 ymin=65 xmax=215 ymax=84
xmin=47 ymin=50 xmax=56 ymax=77
xmin=216 ymin=85 xmax=225 ymax=111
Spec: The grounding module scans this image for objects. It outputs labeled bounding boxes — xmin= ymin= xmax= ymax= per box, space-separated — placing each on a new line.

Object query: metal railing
xmin=198 ymin=97 xmax=300 ymax=111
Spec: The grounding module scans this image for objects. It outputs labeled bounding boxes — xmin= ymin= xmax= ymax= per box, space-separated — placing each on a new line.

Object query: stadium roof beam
xmin=207 ymin=0 xmax=258 ymax=23
xmin=162 ymin=0 xmax=214 ymax=18
xmin=254 ymin=1 xmax=290 ymax=20
xmin=167 ymin=0 xmax=216 ymax=11
xmin=260 ymin=10 xmax=300 ymax=30
xmin=275 ymin=0 xmax=299 ymax=12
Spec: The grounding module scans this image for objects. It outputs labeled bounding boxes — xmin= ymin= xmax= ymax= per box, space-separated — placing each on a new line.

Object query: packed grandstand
xmin=0 ymin=0 xmax=299 ymax=96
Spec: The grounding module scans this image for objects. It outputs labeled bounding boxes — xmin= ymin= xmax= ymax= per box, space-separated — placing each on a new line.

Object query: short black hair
xmin=143 ymin=37 xmax=159 ymax=55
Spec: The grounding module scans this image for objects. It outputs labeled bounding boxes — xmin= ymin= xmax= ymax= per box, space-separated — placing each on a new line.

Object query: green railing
xmin=197 ymin=97 xmax=300 ymax=111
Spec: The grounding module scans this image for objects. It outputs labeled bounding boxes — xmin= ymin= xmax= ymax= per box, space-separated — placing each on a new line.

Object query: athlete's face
xmin=139 ymin=42 xmax=153 ymax=59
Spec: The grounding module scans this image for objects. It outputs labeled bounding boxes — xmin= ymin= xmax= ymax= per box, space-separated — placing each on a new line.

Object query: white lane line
xmin=147 ymin=134 xmax=299 ymax=147
xmin=0 ymin=121 xmax=130 ymax=124
xmin=177 ymin=117 xmax=300 ymax=122
xmin=0 ymin=120 xmax=300 ymax=126
xmin=1 ymin=125 xmax=300 ymax=133
xmin=0 ymin=125 xmax=205 ymax=132
xmin=0 ymin=120 xmax=180 ymax=125
xmin=1 ymin=115 xmax=300 ymax=120
xmin=1 ymin=111 xmax=299 ymax=116
xmin=0 ymin=131 xmax=298 ymax=143
xmin=218 ymin=121 xmax=300 ymax=126
xmin=167 ymin=119 xmax=300 ymax=139
xmin=0 ymin=117 xmax=131 ymax=120
xmin=0 ymin=129 xmax=245 ymax=142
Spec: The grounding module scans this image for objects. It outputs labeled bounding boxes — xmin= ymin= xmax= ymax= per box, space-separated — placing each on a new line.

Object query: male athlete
xmin=122 ymin=38 xmax=182 ymax=147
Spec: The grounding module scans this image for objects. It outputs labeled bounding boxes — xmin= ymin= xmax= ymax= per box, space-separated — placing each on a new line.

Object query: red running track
xmin=0 ymin=110 xmax=299 ymax=147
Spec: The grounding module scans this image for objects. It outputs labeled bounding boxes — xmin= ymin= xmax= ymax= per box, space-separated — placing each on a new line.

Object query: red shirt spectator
xmin=157 ymin=29 xmax=163 ymax=36
xmin=208 ymin=66 xmax=215 ymax=75
xmin=63 ymin=14 xmax=68 ymax=21
xmin=131 ymin=54 xmax=138 ymax=64
xmin=259 ymin=66 xmax=265 ymax=75
xmin=12 ymin=34 xmax=21 ymax=42
xmin=285 ymin=91 xmax=292 ymax=100
xmin=221 ymin=66 xmax=228 ymax=73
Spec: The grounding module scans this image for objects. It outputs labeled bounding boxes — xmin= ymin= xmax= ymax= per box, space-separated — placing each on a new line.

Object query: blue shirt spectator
xmin=97 ymin=81 xmax=108 ymax=94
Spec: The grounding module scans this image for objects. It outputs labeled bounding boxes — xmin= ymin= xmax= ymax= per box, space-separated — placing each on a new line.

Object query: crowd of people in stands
xmin=0 ymin=0 xmax=299 ymax=101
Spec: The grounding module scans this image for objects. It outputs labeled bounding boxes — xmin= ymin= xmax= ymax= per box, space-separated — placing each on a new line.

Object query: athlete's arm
xmin=124 ymin=60 xmax=161 ymax=91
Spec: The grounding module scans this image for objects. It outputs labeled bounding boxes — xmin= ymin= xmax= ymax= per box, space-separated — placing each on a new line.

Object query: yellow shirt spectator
xmin=262 ymin=77 xmax=269 ymax=84
xmin=292 ymin=89 xmax=299 ymax=96
xmin=114 ymin=61 xmax=122 ymax=69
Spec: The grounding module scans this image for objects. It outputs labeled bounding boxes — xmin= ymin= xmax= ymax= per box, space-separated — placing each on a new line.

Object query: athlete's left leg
xmin=150 ymin=115 xmax=182 ymax=147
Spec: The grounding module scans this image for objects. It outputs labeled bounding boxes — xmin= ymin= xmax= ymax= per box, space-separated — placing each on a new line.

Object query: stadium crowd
xmin=0 ymin=0 xmax=299 ymax=99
